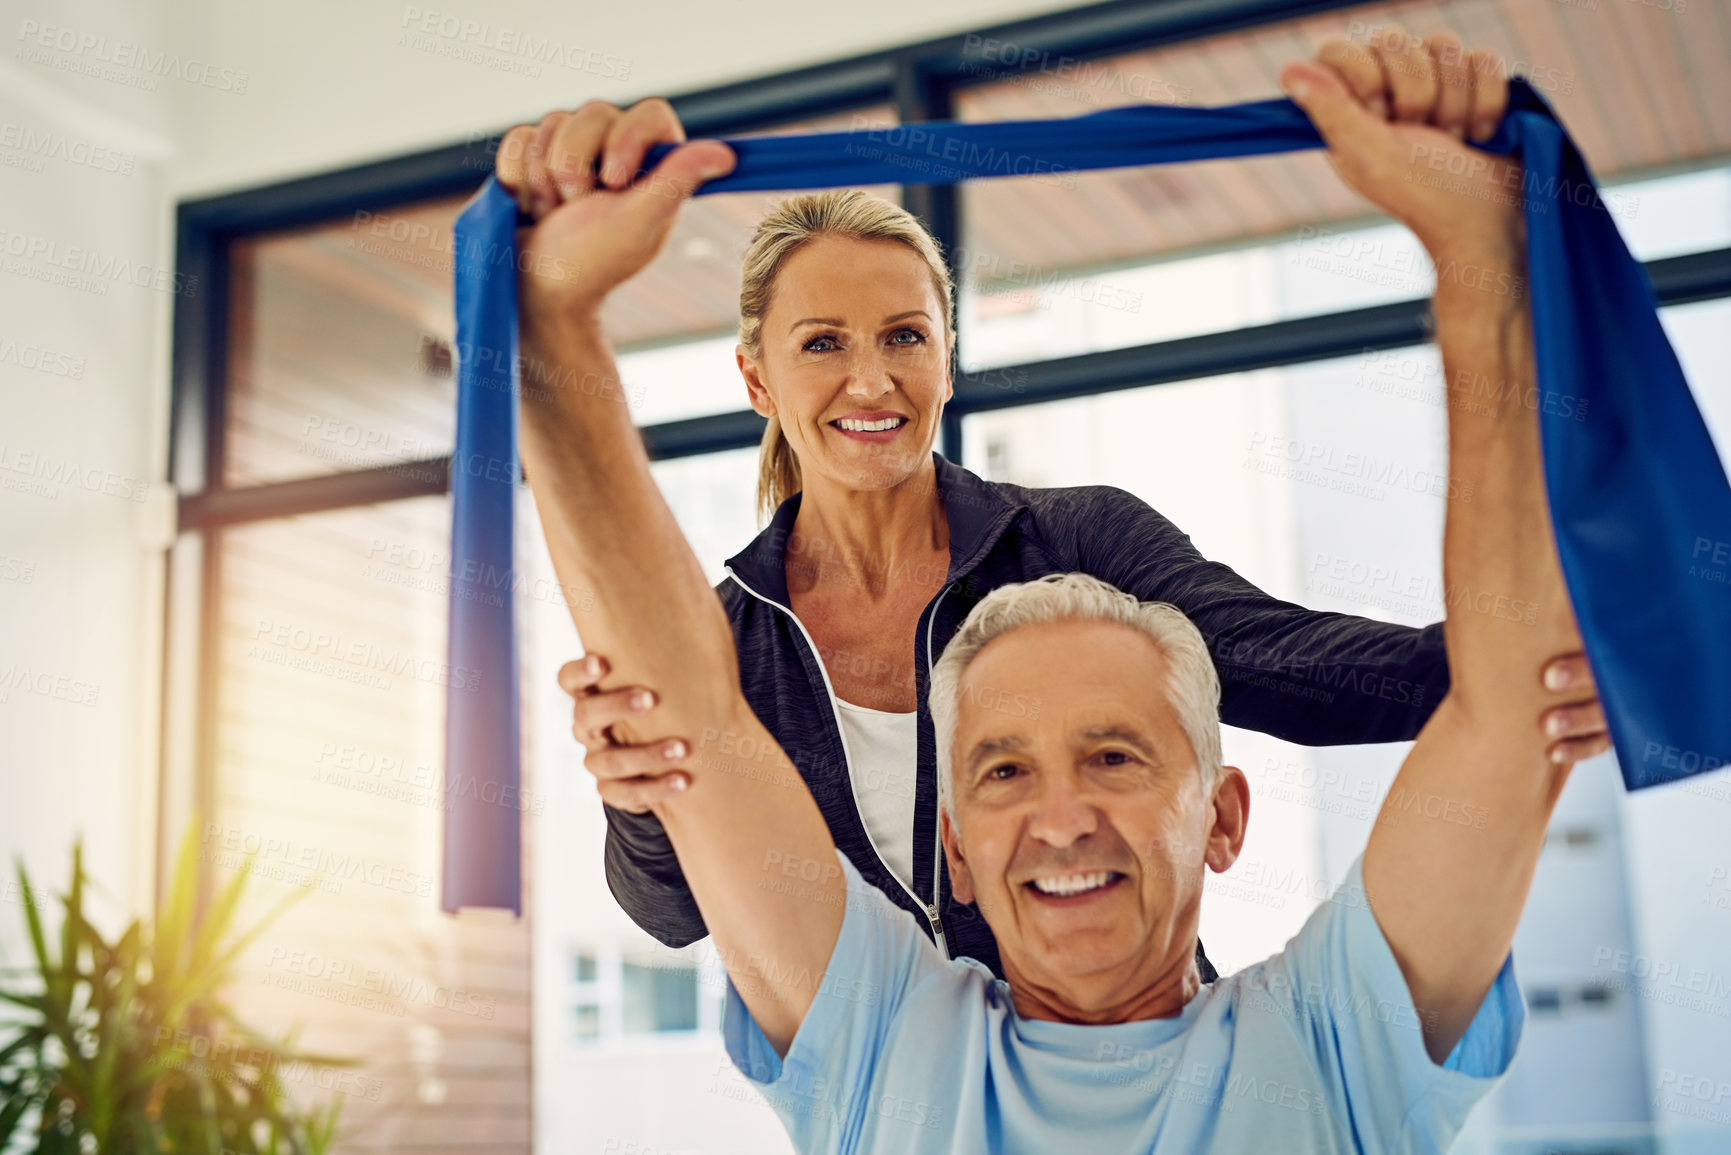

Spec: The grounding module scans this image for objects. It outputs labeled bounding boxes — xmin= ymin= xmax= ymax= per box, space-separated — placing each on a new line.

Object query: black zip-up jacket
xmin=602 ymin=453 xmax=1449 ymax=981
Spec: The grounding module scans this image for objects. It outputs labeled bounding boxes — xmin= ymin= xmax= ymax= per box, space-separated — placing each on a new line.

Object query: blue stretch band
xmin=444 ymin=78 xmax=1731 ymax=911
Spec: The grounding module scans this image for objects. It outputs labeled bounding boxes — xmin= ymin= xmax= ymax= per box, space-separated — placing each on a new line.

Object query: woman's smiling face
xmin=740 ymin=234 xmax=953 ymax=495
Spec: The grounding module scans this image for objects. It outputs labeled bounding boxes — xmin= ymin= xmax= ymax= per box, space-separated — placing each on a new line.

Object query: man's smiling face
xmin=939 ymin=619 xmax=1248 ymax=1022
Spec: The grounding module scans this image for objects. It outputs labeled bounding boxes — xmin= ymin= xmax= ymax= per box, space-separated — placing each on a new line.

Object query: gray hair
xmin=930 ymin=573 xmax=1223 ymax=823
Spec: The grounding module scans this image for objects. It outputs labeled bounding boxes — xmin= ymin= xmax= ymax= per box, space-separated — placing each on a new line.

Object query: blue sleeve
xmin=1255 ymin=854 xmax=1525 ymax=1154
xmin=722 ymin=847 xmax=949 ymax=1154
xmin=1051 ymin=485 xmax=1450 ymax=744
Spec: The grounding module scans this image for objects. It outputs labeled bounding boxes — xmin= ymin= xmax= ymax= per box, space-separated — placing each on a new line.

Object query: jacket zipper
xmin=724 ymin=566 xmax=948 ymax=956
xmin=921 ymin=584 xmax=954 ymax=959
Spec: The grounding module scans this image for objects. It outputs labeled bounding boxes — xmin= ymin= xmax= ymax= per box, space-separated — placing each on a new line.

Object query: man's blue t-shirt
xmin=723 ymin=849 xmax=1524 ymax=1154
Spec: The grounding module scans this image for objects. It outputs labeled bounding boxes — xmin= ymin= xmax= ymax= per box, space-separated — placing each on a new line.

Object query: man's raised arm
xmin=499 ymin=98 xmax=844 ymax=1056
xmin=1281 ymin=42 xmax=1599 ymax=1062
xmin=1356 ymin=258 xmax=1583 ymax=1062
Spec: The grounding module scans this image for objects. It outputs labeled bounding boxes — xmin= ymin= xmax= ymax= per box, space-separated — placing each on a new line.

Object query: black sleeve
xmin=601 ymin=805 xmax=707 ymax=948
xmin=1057 ymin=486 xmax=1451 ymax=744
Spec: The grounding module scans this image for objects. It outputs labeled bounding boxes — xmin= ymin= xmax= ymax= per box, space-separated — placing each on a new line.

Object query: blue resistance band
xmin=443 ymin=78 xmax=1731 ymax=913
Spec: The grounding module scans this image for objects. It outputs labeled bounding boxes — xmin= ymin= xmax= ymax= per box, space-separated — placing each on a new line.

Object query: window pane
xmin=1662 ymin=295 xmax=1731 ymax=477
xmin=960 ymin=221 xmax=1436 ymax=372
xmin=224 ymin=195 xmax=467 ymax=486
xmin=618 ymin=333 xmax=749 ymax=427
xmin=212 ymin=494 xmax=529 ymax=1152
xmin=650 ymin=445 xmax=765 ymax=582
xmin=953 ymin=0 xmax=1731 ymax=367
xmin=1605 ymin=162 xmax=1731 ymax=263
xmin=573 ymin=1005 xmax=601 ymax=1040
xmin=621 ymin=962 xmax=699 ymax=1034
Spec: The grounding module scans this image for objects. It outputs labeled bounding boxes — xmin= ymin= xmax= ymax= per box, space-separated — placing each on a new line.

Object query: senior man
xmin=509 ymin=28 xmax=1607 ymax=1155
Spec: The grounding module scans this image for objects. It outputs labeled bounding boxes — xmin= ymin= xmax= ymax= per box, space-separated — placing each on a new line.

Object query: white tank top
xmin=835 ymin=698 xmax=920 ymax=897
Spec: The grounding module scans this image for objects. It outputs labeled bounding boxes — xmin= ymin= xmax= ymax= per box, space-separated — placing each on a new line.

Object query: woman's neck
xmin=788 ymin=458 xmax=949 ymax=598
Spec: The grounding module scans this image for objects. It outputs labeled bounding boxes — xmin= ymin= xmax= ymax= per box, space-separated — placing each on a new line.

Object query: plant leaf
xmin=14 ymin=860 xmax=56 ymax=1008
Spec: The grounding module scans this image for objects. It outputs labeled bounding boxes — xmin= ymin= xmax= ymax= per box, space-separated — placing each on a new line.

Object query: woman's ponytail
xmin=756 ymin=415 xmax=803 ymax=522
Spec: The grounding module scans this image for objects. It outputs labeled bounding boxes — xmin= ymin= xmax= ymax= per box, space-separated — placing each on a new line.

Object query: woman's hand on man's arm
xmin=1538 ymin=653 xmax=1610 ymax=765
xmin=561 ymin=653 xmax=696 ymax=812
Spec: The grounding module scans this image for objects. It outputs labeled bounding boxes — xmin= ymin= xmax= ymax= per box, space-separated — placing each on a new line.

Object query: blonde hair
xmin=737 ymin=189 xmax=956 ymax=521
xmin=930 ymin=573 xmax=1224 ymax=824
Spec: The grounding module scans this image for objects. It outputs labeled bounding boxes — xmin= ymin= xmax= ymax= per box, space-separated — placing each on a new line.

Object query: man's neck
xmin=1003 ymin=949 xmax=1204 ymax=1026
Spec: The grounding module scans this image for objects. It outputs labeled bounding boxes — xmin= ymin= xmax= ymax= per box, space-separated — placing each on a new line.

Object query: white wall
xmin=0 ymin=0 xmax=178 ymax=949
xmin=166 ymin=0 xmax=1101 ymax=201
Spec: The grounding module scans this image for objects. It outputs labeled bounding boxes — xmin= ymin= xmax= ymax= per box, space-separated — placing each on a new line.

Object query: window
xmin=566 ymin=947 xmax=721 ymax=1045
xmin=572 ymin=952 xmax=602 ymax=1041
xmin=621 ymin=961 xmax=701 ymax=1034
xmin=196 ymin=493 xmax=531 ymax=1148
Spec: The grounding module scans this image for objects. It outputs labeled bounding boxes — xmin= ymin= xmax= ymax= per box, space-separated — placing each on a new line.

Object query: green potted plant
xmin=0 ymin=825 xmax=349 ymax=1153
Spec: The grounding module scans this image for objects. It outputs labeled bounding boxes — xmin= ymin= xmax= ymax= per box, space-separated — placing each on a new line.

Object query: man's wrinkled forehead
xmin=955 ymin=664 xmax=1181 ymax=770
xmin=950 ymin=617 xmax=1178 ymax=760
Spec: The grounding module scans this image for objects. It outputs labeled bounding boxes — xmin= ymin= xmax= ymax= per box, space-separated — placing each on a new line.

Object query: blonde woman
xmin=498 ymin=42 xmax=1609 ymax=981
